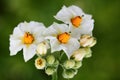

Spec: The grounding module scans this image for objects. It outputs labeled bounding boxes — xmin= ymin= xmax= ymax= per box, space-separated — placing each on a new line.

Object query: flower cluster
xmin=9 ymin=5 xmax=96 ymax=79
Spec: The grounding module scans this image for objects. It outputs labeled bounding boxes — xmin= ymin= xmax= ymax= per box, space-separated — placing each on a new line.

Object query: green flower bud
xmin=73 ymin=61 xmax=82 ymax=69
xmin=62 ymin=69 xmax=75 ymax=79
xmin=63 ymin=60 xmax=75 ymax=69
xmin=45 ymin=67 xmax=55 ymax=75
xmin=46 ymin=55 xmax=55 ymax=65
xmin=35 ymin=57 xmax=46 ymax=69
xmin=84 ymin=47 xmax=92 ymax=58
xmin=53 ymin=60 xmax=59 ymax=67
xmin=74 ymin=69 xmax=78 ymax=75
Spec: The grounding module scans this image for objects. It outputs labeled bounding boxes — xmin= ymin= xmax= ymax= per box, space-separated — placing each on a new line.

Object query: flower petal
xmin=19 ymin=21 xmax=45 ymax=33
xmin=68 ymin=5 xmax=84 ymax=16
xmin=83 ymin=14 xmax=92 ymax=21
xmin=9 ymin=35 xmax=23 ymax=56
xmin=54 ymin=6 xmax=73 ymax=23
xmin=44 ymin=22 xmax=69 ymax=37
xmin=18 ymin=21 xmax=31 ymax=33
xmin=43 ymin=25 xmax=58 ymax=37
xmin=71 ymin=29 xmax=81 ymax=39
xmin=61 ymin=38 xmax=80 ymax=58
xmin=50 ymin=38 xmax=62 ymax=53
xmin=23 ymin=44 xmax=36 ymax=62
xmin=29 ymin=21 xmax=46 ymax=35
xmin=52 ymin=22 xmax=69 ymax=33
xmin=80 ymin=19 xmax=94 ymax=35
xmin=12 ymin=26 xmax=24 ymax=39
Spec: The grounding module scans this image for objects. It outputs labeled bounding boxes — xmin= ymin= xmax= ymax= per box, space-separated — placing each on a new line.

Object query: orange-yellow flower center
xmin=57 ymin=32 xmax=70 ymax=44
xmin=71 ymin=16 xmax=82 ymax=27
xmin=37 ymin=59 xmax=42 ymax=66
xmin=23 ymin=32 xmax=34 ymax=44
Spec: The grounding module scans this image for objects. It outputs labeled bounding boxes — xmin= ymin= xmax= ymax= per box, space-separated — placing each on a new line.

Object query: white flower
xmin=44 ymin=22 xmax=80 ymax=58
xmin=54 ymin=5 xmax=94 ymax=38
xmin=9 ymin=21 xmax=46 ymax=62
xmin=35 ymin=57 xmax=46 ymax=69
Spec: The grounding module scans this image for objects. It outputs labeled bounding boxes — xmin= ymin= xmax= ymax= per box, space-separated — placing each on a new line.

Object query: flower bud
xmin=45 ymin=67 xmax=55 ymax=75
xmin=36 ymin=42 xmax=47 ymax=56
xmin=84 ymin=47 xmax=92 ymax=58
xmin=62 ymin=69 xmax=75 ymax=79
xmin=63 ymin=60 xmax=75 ymax=69
xmin=73 ymin=61 xmax=82 ymax=69
xmin=74 ymin=69 xmax=78 ymax=75
xmin=35 ymin=57 xmax=46 ymax=69
xmin=80 ymin=35 xmax=96 ymax=47
xmin=46 ymin=55 xmax=55 ymax=65
xmin=71 ymin=47 xmax=92 ymax=61
xmin=53 ymin=60 xmax=59 ymax=67
xmin=88 ymin=38 xmax=97 ymax=47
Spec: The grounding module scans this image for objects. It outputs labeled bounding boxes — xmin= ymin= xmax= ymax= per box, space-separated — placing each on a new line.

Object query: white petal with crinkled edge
xmin=10 ymin=36 xmax=23 ymax=56
xmin=29 ymin=21 xmax=46 ymax=35
xmin=43 ymin=22 xmax=69 ymax=37
xmin=79 ymin=19 xmax=94 ymax=35
xmin=32 ymin=24 xmax=46 ymax=44
xmin=19 ymin=21 xmax=45 ymax=34
xmin=51 ymin=22 xmax=69 ymax=33
xmin=12 ymin=26 xmax=24 ymax=39
xmin=54 ymin=6 xmax=73 ymax=24
xmin=23 ymin=44 xmax=36 ymax=62
xmin=49 ymin=38 xmax=62 ymax=53
xmin=43 ymin=25 xmax=58 ymax=37
xmin=61 ymin=38 xmax=80 ymax=58
xmin=18 ymin=22 xmax=31 ymax=33
xmin=68 ymin=5 xmax=84 ymax=16
xmin=71 ymin=29 xmax=81 ymax=39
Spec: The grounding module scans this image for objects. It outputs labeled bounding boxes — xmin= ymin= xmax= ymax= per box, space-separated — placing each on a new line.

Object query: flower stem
xmin=52 ymin=51 xmax=64 ymax=80
xmin=59 ymin=51 xmax=64 ymax=60
xmin=52 ymin=71 xmax=58 ymax=80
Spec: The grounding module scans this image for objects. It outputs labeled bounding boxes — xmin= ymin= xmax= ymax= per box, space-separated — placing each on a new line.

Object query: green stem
xmin=59 ymin=51 xmax=64 ymax=60
xmin=52 ymin=71 xmax=58 ymax=80
xmin=52 ymin=51 xmax=64 ymax=80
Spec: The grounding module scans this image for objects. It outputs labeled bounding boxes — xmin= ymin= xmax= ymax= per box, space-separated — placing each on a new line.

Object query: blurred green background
xmin=0 ymin=0 xmax=120 ymax=80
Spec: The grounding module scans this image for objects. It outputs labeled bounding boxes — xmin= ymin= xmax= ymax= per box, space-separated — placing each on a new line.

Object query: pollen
xmin=37 ymin=59 xmax=43 ymax=66
xmin=23 ymin=32 xmax=34 ymax=44
xmin=71 ymin=16 xmax=82 ymax=27
xmin=57 ymin=32 xmax=70 ymax=44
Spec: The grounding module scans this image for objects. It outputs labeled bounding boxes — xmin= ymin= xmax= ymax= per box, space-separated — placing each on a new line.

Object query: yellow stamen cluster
xmin=71 ymin=16 xmax=82 ymax=27
xmin=57 ymin=32 xmax=70 ymax=44
xmin=23 ymin=32 xmax=34 ymax=44
xmin=35 ymin=57 xmax=46 ymax=69
xmin=37 ymin=59 xmax=42 ymax=65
